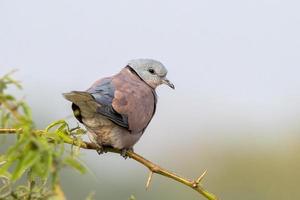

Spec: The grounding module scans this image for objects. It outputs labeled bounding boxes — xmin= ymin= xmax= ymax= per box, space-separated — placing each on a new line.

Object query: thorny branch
xmin=0 ymin=128 xmax=218 ymax=200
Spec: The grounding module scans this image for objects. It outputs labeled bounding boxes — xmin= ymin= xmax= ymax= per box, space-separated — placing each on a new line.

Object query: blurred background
xmin=1 ymin=0 xmax=300 ymax=199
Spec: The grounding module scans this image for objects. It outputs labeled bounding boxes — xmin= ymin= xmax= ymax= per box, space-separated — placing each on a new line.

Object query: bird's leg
xmin=96 ymin=144 xmax=106 ymax=155
xmin=120 ymin=147 xmax=134 ymax=159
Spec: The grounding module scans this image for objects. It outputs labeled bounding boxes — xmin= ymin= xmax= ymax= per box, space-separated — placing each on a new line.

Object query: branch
xmin=0 ymin=128 xmax=218 ymax=200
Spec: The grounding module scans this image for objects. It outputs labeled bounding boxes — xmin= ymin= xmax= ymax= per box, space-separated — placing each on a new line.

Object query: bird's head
xmin=127 ymin=58 xmax=175 ymax=90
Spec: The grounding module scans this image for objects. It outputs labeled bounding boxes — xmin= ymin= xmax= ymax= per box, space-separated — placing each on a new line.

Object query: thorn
xmin=196 ymin=170 xmax=207 ymax=185
xmin=145 ymin=171 xmax=154 ymax=190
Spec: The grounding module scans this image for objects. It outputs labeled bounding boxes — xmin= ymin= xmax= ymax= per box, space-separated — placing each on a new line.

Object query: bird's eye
xmin=148 ymin=68 xmax=155 ymax=74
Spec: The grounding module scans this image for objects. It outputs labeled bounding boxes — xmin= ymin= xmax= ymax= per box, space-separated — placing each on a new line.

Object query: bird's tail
xmin=63 ymin=91 xmax=98 ymax=120
xmin=63 ymin=91 xmax=94 ymax=103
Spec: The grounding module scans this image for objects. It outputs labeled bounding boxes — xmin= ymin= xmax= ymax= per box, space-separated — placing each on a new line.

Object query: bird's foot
xmin=120 ymin=148 xmax=134 ymax=159
xmin=96 ymin=145 xmax=107 ymax=155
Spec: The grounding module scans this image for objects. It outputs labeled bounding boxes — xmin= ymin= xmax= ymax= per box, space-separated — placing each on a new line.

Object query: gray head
xmin=127 ymin=58 xmax=175 ymax=89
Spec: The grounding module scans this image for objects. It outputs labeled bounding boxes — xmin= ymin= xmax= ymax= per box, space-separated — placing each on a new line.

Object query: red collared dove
xmin=63 ymin=59 xmax=174 ymax=157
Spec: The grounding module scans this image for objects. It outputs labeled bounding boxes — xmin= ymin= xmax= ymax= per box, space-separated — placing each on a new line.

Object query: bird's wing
xmin=111 ymin=68 xmax=157 ymax=133
xmin=64 ymin=68 xmax=157 ymax=133
xmin=87 ymin=77 xmax=129 ymax=129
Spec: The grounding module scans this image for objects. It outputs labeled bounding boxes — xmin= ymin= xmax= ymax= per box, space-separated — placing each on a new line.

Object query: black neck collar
xmin=125 ymin=65 xmax=155 ymax=90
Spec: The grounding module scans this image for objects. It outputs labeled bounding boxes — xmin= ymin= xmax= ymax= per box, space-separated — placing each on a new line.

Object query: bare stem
xmin=0 ymin=128 xmax=218 ymax=200
xmin=0 ymin=128 xmax=23 ymax=134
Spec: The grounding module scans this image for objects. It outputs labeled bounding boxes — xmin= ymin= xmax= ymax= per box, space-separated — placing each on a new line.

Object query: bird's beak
xmin=162 ymin=78 xmax=175 ymax=89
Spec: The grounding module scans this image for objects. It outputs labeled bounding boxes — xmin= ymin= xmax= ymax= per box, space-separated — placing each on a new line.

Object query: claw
xmin=120 ymin=148 xmax=133 ymax=159
xmin=121 ymin=149 xmax=128 ymax=159
xmin=96 ymin=145 xmax=105 ymax=155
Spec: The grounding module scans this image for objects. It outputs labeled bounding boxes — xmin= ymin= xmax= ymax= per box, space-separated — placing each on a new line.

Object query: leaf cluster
xmin=0 ymin=72 xmax=88 ymax=200
xmin=0 ymin=70 xmax=31 ymax=129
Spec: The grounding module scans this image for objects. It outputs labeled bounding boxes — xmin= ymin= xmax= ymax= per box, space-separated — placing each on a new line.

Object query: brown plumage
xmin=112 ymin=68 xmax=157 ymax=133
xmin=63 ymin=59 xmax=174 ymax=155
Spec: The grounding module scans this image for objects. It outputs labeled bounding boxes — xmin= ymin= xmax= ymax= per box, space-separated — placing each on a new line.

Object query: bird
xmin=63 ymin=59 xmax=174 ymax=157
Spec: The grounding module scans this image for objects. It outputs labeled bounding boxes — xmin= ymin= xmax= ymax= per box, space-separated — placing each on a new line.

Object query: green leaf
xmin=73 ymin=128 xmax=86 ymax=135
xmin=19 ymin=102 xmax=32 ymax=119
xmin=4 ymin=94 xmax=15 ymax=101
xmin=0 ymin=82 xmax=7 ymax=93
xmin=40 ymin=151 xmax=53 ymax=180
xmin=12 ymin=151 xmax=40 ymax=181
xmin=63 ymin=157 xmax=86 ymax=174
xmin=45 ymin=120 xmax=68 ymax=132
xmin=31 ymin=161 xmax=45 ymax=178
xmin=3 ymin=76 xmax=22 ymax=89
xmin=0 ymin=112 xmax=10 ymax=127
xmin=0 ymin=160 xmax=13 ymax=177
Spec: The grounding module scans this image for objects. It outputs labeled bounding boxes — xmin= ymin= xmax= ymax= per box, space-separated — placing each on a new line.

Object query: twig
xmin=0 ymin=128 xmax=23 ymax=134
xmin=0 ymin=128 xmax=218 ymax=200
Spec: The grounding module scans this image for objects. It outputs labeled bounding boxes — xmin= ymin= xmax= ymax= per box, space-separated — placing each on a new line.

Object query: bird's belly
xmin=83 ymin=115 xmax=142 ymax=149
xmin=108 ymin=127 xmax=143 ymax=149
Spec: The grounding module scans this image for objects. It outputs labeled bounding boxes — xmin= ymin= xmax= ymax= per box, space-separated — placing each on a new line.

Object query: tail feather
xmin=63 ymin=91 xmax=99 ymax=120
xmin=63 ymin=91 xmax=94 ymax=103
